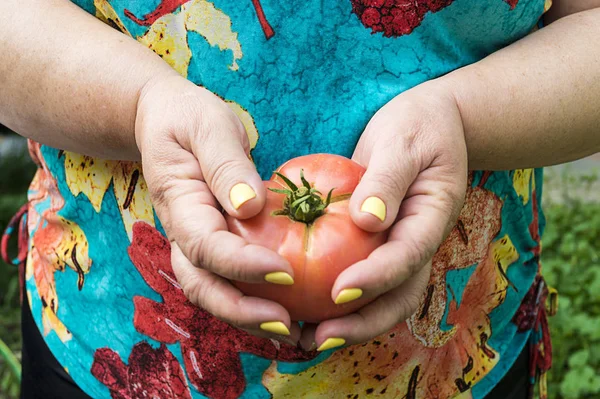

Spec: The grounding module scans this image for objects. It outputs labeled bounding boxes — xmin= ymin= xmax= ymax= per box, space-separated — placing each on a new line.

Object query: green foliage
xmin=0 ymin=133 xmax=36 ymax=399
xmin=542 ymin=169 xmax=600 ymax=399
xmin=0 ymin=337 xmax=20 ymax=398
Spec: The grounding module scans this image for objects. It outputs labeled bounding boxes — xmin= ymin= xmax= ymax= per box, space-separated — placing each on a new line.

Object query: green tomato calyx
xmin=269 ymin=170 xmax=334 ymax=224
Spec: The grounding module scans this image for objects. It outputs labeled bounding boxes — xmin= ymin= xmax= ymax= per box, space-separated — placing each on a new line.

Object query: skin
xmin=1 ymin=0 xmax=600 ymax=350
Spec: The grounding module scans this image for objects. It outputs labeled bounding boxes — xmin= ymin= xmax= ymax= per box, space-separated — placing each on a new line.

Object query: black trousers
xmin=20 ymin=292 xmax=529 ymax=399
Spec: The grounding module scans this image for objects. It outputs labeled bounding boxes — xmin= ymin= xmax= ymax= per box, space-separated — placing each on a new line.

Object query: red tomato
xmin=226 ymin=154 xmax=387 ymax=322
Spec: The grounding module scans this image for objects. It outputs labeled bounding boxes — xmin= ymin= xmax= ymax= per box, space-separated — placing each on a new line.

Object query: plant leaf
xmin=274 ymin=172 xmax=298 ymax=191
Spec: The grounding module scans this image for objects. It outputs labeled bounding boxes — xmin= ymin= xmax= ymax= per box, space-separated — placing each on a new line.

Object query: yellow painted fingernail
xmin=260 ymin=321 xmax=291 ymax=336
xmin=230 ymin=183 xmax=256 ymax=210
xmin=334 ymin=288 xmax=363 ymax=305
xmin=264 ymin=272 xmax=294 ymax=285
xmin=317 ymin=337 xmax=346 ymax=352
xmin=361 ymin=197 xmax=386 ymax=222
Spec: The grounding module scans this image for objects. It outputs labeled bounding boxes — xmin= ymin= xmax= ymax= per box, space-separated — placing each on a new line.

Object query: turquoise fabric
xmin=25 ymin=1 xmax=548 ymax=398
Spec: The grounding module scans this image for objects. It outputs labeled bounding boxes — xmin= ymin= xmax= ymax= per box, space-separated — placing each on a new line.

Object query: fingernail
xmin=260 ymin=321 xmax=291 ymax=336
xmin=334 ymin=288 xmax=363 ymax=305
xmin=361 ymin=197 xmax=386 ymax=222
xmin=265 ymin=272 xmax=294 ymax=285
xmin=317 ymin=337 xmax=346 ymax=352
xmin=230 ymin=183 xmax=256 ymax=210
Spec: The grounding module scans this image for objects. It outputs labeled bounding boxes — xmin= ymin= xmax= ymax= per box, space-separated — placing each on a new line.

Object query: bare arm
xmin=0 ymin=0 xmax=177 ymax=160
xmin=1 ymin=0 xmax=304 ymax=341
xmin=439 ymin=4 xmax=600 ymax=170
xmin=313 ymin=2 xmax=600 ymax=346
xmin=544 ymin=0 xmax=600 ymax=23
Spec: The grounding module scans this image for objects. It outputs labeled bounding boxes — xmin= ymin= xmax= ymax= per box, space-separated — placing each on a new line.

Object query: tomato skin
xmin=226 ymin=154 xmax=387 ymax=322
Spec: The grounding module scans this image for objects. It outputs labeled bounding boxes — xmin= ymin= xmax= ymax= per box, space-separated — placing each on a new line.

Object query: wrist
xmin=390 ymin=79 xmax=467 ymax=171
xmin=134 ymin=71 xmax=190 ymax=156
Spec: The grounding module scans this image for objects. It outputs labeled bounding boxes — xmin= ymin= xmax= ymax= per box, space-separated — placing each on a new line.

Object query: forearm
xmin=439 ymin=8 xmax=600 ymax=170
xmin=0 ymin=0 xmax=177 ymax=160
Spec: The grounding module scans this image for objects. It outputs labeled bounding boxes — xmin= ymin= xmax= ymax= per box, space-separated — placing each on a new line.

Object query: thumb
xmin=194 ymin=109 xmax=266 ymax=220
xmin=350 ymin=144 xmax=419 ymax=232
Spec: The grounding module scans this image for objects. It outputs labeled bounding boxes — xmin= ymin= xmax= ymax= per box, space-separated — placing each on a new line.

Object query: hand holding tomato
xmin=135 ymin=75 xmax=300 ymax=345
xmin=139 ymin=74 xmax=467 ymax=351
xmin=299 ymin=84 xmax=469 ymax=351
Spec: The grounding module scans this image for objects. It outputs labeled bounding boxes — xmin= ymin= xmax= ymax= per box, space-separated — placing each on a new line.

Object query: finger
xmin=193 ymin=104 xmax=266 ymax=219
xmin=298 ymin=323 xmax=318 ymax=351
xmin=240 ymin=323 xmax=302 ymax=347
xmin=142 ymin=137 xmax=293 ymax=283
xmin=315 ymin=262 xmax=431 ymax=350
xmin=332 ymin=181 xmax=459 ymax=304
xmin=350 ymin=139 xmax=419 ymax=232
xmin=171 ymin=243 xmax=294 ymax=335
xmin=159 ymin=180 xmax=294 ymax=283
xmin=170 ymin=189 xmax=292 ymax=282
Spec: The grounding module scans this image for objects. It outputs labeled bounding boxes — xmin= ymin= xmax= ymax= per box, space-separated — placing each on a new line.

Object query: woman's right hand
xmin=135 ymin=75 xmax=299 ymax=345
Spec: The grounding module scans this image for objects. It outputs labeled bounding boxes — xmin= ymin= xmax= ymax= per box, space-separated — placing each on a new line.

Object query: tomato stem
xmin=269 ymin=170 xmax=334 ymax=224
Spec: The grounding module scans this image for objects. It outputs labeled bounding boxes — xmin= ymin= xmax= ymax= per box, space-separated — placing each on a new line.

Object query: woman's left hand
xmin=300 ymin=83 xmax=469 ymax=351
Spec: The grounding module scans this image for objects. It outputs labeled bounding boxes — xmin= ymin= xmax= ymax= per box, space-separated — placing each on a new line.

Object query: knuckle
xmin=189 ymin=233 xmax=238 ymax=282
xmin=395 ymin=240 xmax=429 ymax=279
xmin=223 ymin=304 xmax=246 ymax=328
xmin=370 ymin=253 xmax=402 ymax=292
xmin=195 ymin=280 xmax=219 ymax=312
xmin=189 ymin=233 xmax=212 ymax=270
xmin=381 ymin=263 xmax=403 ymax=291
xmin=180 ymin=273 xmax=210 ymax=309
xmin=407 ymin=239 xmax=433 ymax=274
xmin=198 ymin=103 xmax=240 ymax=140
xmin=237 ymin=122 xmax=251 ymax=152
xmin=350 ymin=311 xmax=372 ymax=340
xmin=196 ymin=106 xmax=218 ymax=139
xmin=205 ymin=157 xmax=248 ymax=195
xmin=355 ymin=301 xmax=390 ymax=339
xmin=147 ymin=170 xmax=178 ymax=209
xmin=227 ymin=260 xmax=248 ymax=282
xmin=394 ymin=292 xmax=421 ymax=321
xmin=210 ymin=296 xmax=246 ymax=328
xmin=184 ymin=276 xmax=228 ymax=320
xmin=370 ymin=168 xmax=406 ymax=199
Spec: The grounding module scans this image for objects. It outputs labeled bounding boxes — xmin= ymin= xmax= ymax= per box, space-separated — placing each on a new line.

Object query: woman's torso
xmin=25 ymin=1 xmax=548 ymax=397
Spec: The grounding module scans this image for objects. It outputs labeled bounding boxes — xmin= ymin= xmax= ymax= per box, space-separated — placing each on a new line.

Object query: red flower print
xmin=91 ymin=342 xmax=192 ymax=399
xmin=126 ymin=222 xmax=316 ymax=399
xmin=350 ymin=0 xmax=520 ymax=37
xmin=512 ymin=276 xmax=545 ymax=331
xmin=529 ymin=188 xmax=541 ymax=257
